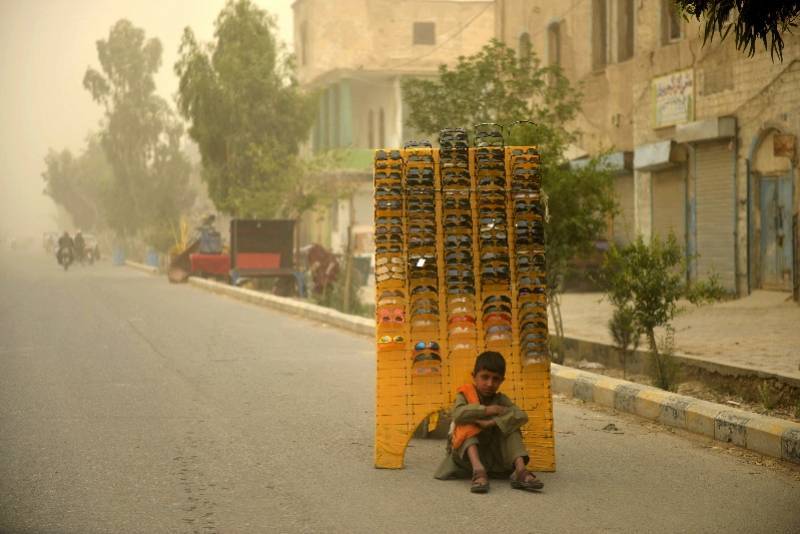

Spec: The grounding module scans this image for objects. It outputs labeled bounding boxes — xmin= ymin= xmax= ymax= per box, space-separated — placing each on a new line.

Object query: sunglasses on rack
xmin=375 ymin=162 xmax=402 ymax=172
xmin=409 ymin=252 xmax=435 ymax=264
xmin=514 ymin=201 xmax=543 ymax=215
xmin=376 ymin=200 xmax=402 ymax=210
xmin=413 ymin=352 xmax=442 ymax=376
xmin=408 ymin=236 xmax=436 ymax=248
xmin=404 ymin=139 xmax=433 ymax=149
xmin=408 ymin=223 xmax=436 ymax=234
xmin=375 ymin=224 xmax=403 ymax=235
xmin=374 ymin=170 xmax=402 ymax=182
xmin=477 ymin=176 xmax=507 ymax=189
xmin=449 ymin=323 xmax=477 ymax=336
xmin=375 ymin=216 xmax=402 ymax=226
xmin=445 ymin=251 xmax=473 ymax=265
xmin=447 ymin=285 xmax=475 ymax=295
xmin=376 ymin=273 xmax=404 ymax=283
xmin=376 ymin=253 xmax=403 ymax=264
xmin=411 ymin=285 xmax=438 ymax=296
xmin=448 ymin=303 xmax=476 ymax=316
xmin=375 ymin=186 xmax=402 ymax=197
xmin=375 ymin=264 xmax=404 ymax=276
xmin=443 ymin=197 xmax=471 ymax=210
xmin=483 ymin=294 xmax=511 ymax=306
xmin=375 ymin=149 xmax=402 ymax=160
xmin=444 ymin=214 xmax=472 ymax=227
xmin=407 ymin=198 xmax=434 ymax=211
xmin=475 ymin=148 xmax=505 ymax=163
xmin=519 ymin=286 xmax=546 ymax=296
xmin=377 ymin=334 xmax=405 ymax=344
xmin=517 ymin=253 xmax=546 ymax=268
xmin=406 ymin=167 xmax=434 ymax=183
xmin=480 ymin=264 xmax=510 ymax=279
xmin=378 ymin=307 xmax=405 ymax=323
xmin=444 ymin=234 xmax=473 ymax=247
xmin=413 ymin=340 xmax=440 ymax=352
xmin=440 ymin=140 xmax=469 ymax=150
xmin=510 ymin=146 xmax=540 ymax=157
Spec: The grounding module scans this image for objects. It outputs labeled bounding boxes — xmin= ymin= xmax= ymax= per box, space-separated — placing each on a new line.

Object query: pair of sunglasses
xmin=376 ymin=200 xmax=402 ymax=210
xmin=443 ymin=198 xmax=471 ymax=211
xmin=374 ymin=170 xmax=401 ymax=182
xmin=378 ymin=307 xmax=404 ymax=323
xmin=414 ymin=340 xmax=440 ymax=352
xmin=376 ymin=254 xmax=402 ymax=266
xmin=445 ymin=251 xmax=472 ymax=263
xmin=411 ymin=285 xmax=438 ymax=296
xmin=375 ymin=149 xmax=401 ymax=160
xmin=519 ymin=286 xmax=546 ymax=297
xmin=375 ymin=264 xmax=404 ymax=276
xmin=447 ymin=285 xmax=475 ymax=295
xmin=377 ymin=334 xmax=404 ymax=344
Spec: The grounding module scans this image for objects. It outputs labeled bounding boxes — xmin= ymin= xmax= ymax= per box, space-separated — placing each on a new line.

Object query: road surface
xmin=1 ymin=252 xmax=799 ymax=533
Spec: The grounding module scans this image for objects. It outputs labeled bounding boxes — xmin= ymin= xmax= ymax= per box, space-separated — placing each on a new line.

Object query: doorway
xmin=759 ymin=175 xmax=794 ymax=290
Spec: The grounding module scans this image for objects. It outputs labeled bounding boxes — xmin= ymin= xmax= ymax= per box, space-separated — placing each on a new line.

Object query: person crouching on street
xmin=434 ymin=351 xmax=544 ymax=493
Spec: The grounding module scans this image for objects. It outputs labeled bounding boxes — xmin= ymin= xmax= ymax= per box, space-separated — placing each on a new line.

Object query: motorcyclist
xmin=57 ymin=231 xmax=74 ymax=265
xmin=74 ymin=231 xmax=85 ymax=263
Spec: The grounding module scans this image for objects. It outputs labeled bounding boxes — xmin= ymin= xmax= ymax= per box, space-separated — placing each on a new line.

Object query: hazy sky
xmin=0 ymin=0 xmax=294 ymax=238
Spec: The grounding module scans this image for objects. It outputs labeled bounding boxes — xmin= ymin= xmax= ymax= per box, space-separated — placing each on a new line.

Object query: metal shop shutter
xmin=651 ymin=166 xmax=686 ymax=246
xmin=612 ymin=173 xmax=635 ymax=245
xmin=695 ymin=141 xmax=735 ymax=290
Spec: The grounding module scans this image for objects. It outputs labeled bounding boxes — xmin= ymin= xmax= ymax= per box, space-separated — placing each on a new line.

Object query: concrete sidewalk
xmin=556 ymin=290 xmax=800 ymax=383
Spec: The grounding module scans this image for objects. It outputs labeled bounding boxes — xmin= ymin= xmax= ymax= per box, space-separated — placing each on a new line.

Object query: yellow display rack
xmin=374 ymin=146 xmax=555 ymax=472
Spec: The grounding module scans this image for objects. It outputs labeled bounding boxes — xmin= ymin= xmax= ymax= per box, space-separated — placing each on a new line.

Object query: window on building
xmin=662 ymin=0 xmax=682 ymax=44
xmin=592 ymin=0 xmax=607 ymax=70
xmin=547 ymin=22 xmax=561 ymax=68
xmin=519 ymin=32 xmax=532 ymax=59
xmin=368 ymin=110 xmax=375 ymax=148
xmin=332 ymin=84 xmax=340 ymax=148
xmin=378 ymin=108 xmax=386 ymax=148
xmin=413 ymin=22 xmax=436 ymax=45
xmin=617 ymin=0 xmax=634 ymax=62
xmin=300 ymin=21 xmax=308 ymax=66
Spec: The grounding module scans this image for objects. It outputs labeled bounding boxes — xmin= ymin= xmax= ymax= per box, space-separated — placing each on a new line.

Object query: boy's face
xmin=473 ymin=369 xmax=504 ymax=397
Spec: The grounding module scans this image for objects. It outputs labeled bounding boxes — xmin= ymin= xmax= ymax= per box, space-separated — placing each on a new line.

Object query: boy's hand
xmin=475 ymin=419 xmax=496 ymax=429
xmin=484 ymin=405 xmax=508 ymax=417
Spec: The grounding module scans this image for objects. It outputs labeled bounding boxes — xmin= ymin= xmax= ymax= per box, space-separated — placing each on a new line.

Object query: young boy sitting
xmin=434 ymin=351 xmax=544 ymax=493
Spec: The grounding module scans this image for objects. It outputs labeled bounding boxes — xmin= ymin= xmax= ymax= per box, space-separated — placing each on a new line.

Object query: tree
xmin=42 ymin=135 xmax=112 ymax=231
xmin=175 ymin=0 xmax=315 ymax=218
xmin=403 ymin=40 xmax=616 ymax=363
xmin=676 ymin=0 xmax=800 ymax=61
xmin=84 ymin=19 xmax=194 ymax=249
xmin=599 ymin=235 xmax=685 ymax=390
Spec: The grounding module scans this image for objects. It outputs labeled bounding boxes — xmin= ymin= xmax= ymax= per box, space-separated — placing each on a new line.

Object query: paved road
xmin=1 ymin=252 xmax=799 ymax=533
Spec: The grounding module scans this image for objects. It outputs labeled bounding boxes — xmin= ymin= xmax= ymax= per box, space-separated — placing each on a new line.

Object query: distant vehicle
xmin=57 ymin=246 xmax=73 ymax=271
xmin=82 ymin=233 xmax=101 ymax=264
xmin=42 ymin=232 xmax=58 ymax=254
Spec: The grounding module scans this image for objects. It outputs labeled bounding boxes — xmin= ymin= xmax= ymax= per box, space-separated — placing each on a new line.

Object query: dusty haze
xmin=0 ymin=0 xmax=293 ymax=240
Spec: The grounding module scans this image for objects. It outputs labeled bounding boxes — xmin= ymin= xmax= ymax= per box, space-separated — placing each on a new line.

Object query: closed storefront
xmin=651 ymin=166 xmax=686 ymax=246
xmin=612 ymin=173 xmax=635 ymax=245
xmin=694 ymin=141 xmax=735 ymax=290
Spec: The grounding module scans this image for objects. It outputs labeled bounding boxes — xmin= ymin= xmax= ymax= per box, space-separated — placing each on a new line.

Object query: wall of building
xmin=294 ymin=0 xmax=495 ymax=85
xmin=497 ymin=0 xmax=800 ymax=296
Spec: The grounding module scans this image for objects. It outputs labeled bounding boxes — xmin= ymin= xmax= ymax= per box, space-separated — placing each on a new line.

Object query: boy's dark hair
xmin=473 ymin=351 xmax=506 ymax=377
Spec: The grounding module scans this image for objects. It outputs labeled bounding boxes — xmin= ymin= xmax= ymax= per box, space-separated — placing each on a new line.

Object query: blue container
xmin=146 ymin=250 xmax=159 ymax=268
xmin=112 ymin=247 xmax=126 ymax=266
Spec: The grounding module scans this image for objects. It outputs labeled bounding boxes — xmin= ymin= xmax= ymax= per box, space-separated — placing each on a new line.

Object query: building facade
xmin=293 ymin=0 xmax=495 ymax=254
xmin=496 ymin=0 xmax=800 ymax=297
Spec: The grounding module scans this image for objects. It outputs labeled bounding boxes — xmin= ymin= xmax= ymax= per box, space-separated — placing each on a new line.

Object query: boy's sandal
xmin=470 ymin=469 xmax=490 ymax=494
xmin=510 ymin=470 xmax=544 ymax=491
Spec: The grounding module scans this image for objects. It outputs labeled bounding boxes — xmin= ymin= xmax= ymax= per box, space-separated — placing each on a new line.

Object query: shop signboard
xmin=653 ymin=69 xmax=694 ymax=128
